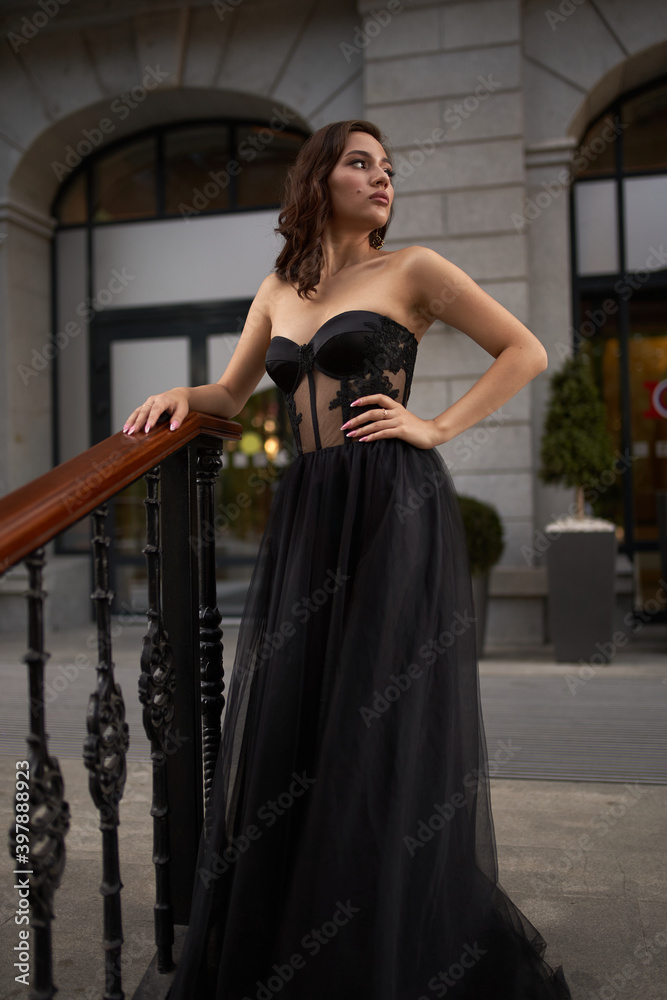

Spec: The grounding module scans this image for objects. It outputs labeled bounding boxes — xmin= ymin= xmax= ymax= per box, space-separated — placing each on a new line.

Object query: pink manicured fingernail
xmin=170 ymin=421 xmax=178 ymax=430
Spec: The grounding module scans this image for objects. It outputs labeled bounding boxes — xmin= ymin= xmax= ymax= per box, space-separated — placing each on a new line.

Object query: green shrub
xmin=457 ymin=495 xmax=505 ymax=575
xmin=539 ymin=352 xmax=617 ymax=517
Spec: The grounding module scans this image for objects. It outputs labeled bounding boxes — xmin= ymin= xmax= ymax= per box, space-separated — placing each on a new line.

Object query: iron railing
xmin=0 ymin=409 xmax=242 ymax=999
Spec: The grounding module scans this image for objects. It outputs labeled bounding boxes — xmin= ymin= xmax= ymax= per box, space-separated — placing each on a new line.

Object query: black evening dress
xmin=165 ymin=310 xmax=571 ymax=1000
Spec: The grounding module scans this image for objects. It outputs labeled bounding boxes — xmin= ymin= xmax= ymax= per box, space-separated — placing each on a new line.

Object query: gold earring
xmin=369 ymin=229 xmax=385 ymax=249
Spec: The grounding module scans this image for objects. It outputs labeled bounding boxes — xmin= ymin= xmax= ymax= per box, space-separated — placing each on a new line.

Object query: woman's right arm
xmin=122 ymin=275 xmax=276 ymax=435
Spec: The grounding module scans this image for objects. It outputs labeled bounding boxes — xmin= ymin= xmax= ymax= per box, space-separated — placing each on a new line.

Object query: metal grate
xmin=480 ymin=675 xmax=667 ymax=784
xmin=2 ymin=668 xmax=665 ymax=782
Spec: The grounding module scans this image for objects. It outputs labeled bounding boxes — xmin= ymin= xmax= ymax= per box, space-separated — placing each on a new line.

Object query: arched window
xmin=51 ymin=118 xmax=308 ymax=613
xmin=570 ymin=76 xmax=667 ymax=610
xmin=53 ymin=118 xmax=307 ymax=225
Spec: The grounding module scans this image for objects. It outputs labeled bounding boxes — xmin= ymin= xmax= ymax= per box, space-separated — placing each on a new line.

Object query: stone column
xmin=0 ymin=196 xmax=55 ymax=494
xmin=359 ymin=1 xmax=534 ymax=562
xmin=522 ymin=136 xmax=579 ymax=561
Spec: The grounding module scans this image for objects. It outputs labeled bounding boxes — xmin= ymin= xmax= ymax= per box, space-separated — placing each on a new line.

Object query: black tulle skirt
xmin=166 ymin=436 xmax=571 ymax=1000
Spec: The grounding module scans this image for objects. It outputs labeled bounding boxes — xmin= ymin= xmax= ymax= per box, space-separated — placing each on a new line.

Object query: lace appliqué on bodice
xmin=328 ymin=316 xmax=416 ymax=414
xmin=298 ymin=342 xmax=315 ymax=374
xmin=265 ymin=312 xmax=419 ymax=456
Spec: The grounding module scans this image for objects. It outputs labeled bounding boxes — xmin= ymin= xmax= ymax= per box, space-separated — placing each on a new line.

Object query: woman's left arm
xmin=408 ymin=245 xmax=548 ymax=447
xmin=341 ymin=246 xmax=549 ymax=449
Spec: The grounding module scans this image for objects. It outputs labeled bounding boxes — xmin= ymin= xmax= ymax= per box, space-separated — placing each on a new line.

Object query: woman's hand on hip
xmin=339 ymin=394 xmax=441 ymax=450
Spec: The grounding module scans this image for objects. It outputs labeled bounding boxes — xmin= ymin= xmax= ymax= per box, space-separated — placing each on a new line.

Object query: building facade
xmin=0 ymin=0 xmax=665 ymax=642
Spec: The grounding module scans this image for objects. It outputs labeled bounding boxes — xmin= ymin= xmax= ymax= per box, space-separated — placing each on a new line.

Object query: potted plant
xmin=457 ymin=494 xmax=505 ymax=656
xmin=539 ymin=351 xmax=618 ymax=662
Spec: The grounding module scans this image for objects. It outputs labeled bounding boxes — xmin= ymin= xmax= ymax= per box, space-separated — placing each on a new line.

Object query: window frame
xmin=569 ymin=74 xmax=667 ymax=566
xmin=49 ymin=116 xmax=308 ymax=572
xmin=51 ymin=116 xmax=310 ymax=228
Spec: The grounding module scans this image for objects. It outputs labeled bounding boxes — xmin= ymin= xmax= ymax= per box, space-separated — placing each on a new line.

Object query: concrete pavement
xmin=1 ymin=621 xmax=666 ymax=999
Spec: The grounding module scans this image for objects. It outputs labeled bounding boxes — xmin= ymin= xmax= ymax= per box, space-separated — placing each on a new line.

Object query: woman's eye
xmin=351 ymin=158 xmax=395 ymax=178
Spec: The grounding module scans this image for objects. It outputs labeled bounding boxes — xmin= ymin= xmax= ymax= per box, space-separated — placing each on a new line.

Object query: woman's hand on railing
xmin=123 ymin=388 xmax=191 ymax=435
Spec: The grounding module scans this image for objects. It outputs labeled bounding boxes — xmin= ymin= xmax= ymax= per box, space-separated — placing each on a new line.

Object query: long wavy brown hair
xmin=273 ymin=119 xmax=394 ymax=300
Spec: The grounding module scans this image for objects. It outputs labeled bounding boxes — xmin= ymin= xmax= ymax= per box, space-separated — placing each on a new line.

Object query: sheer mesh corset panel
xmin=264 ymin=310 xmax=419 ymax=455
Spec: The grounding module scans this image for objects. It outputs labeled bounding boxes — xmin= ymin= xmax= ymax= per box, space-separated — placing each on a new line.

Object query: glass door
xmin=578 ymin=290 xmax=667 ymax=607
xmin=627 ymin=294 xmax=667 ymax=605
xmin=86 ymin=300 xmax=290 ymax=614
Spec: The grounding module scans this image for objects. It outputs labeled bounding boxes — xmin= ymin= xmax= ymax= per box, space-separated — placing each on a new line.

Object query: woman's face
xmin=325 ymin=131 xmax=394 ymax=235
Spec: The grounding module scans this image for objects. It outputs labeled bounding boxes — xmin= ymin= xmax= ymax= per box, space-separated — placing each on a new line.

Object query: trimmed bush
xmin=539 ymin=352 xmax=617 ymax=518
xmin=457 ymin=495 xmax=504 ymax=575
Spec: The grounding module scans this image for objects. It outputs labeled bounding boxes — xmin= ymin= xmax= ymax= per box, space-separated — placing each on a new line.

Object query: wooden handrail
xmin=0 ymin=411 xmax=242 ymax=573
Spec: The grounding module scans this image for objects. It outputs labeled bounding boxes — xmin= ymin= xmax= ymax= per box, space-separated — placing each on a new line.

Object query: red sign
xmin=643 ymin=379 xmax=667 ymax=419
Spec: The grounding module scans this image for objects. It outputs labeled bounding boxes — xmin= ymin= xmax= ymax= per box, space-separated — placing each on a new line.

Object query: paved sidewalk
xmin=1 ymin=622 xmax=666 ymax=999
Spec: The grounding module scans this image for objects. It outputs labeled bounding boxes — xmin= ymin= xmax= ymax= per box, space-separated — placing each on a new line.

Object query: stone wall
xmin=0 ymin=0 xmax=665 ymax=639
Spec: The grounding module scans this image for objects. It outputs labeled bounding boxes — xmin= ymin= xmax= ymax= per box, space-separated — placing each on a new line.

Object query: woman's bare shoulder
xmin=256 ymin=271 xmax=285 ymax=297
xmin=250 ymin=272 xmax=286 ymax=322
xmin=383 ymin=245 xmax=455 ymax=286
xmin=388 ymin=244 xmax=449 ymax=267
xmin=259 ymin=270 xmax=290 ymax=299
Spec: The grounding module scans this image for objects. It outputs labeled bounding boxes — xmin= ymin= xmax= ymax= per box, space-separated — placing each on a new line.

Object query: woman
xmin=124 ymin=119 xmax=572 ymax=999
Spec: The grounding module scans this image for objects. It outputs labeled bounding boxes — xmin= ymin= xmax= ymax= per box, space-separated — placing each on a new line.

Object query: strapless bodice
xmin=264 ymin=310 xmax=419 ymax=455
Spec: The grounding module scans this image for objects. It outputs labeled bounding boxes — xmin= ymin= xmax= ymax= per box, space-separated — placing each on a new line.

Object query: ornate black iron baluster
xmin=83 ymin=504 xmax=129 ymax=1000
xmin=7 ymin=547 xmax=70 ymax=1000
xmin=138 ymin=465 xmax=176 ymax=973
xmin=196 ymin=445 xmax=225 ymax=841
